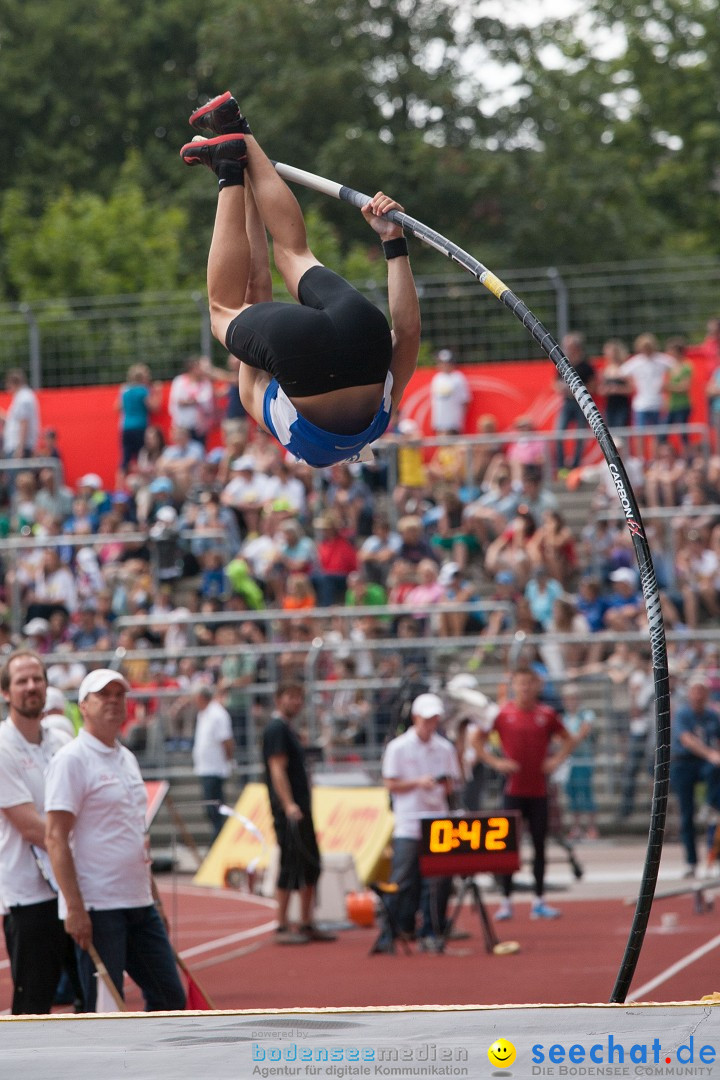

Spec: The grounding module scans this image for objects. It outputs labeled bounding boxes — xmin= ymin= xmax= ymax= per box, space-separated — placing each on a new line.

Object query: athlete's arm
xmin=471 ymin=729 xmax=520 ymax=775
xmin=387 ymin=256 xmax=421 ymax=407
xmin=361 ymin=193 xmax=421 ymax=408
xmin=543 ymin=727 xmax=578 ymax=774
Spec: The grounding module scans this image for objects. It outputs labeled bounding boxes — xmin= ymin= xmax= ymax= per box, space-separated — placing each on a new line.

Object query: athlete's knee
xmin=273 ymin=248 xmax=322 ymax=298
xmin=209 ymin=306 xmax=235 ymax=345
xmin=274 ymin=244 xmax=318 ymax=273
xmin=245 ymin=265 xmax=273 ymax=304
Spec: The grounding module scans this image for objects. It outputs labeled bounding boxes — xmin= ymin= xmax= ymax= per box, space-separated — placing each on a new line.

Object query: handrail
xmin=40 ymin=624 xmax=713 ymax=671
xmin=114 ymin=599 xmax=513 ymax=628
xmin=0 ymin=528 xmax=225 ymax=550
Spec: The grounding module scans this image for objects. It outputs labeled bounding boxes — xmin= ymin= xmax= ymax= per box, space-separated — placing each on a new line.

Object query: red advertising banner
xmin=2 ymin=346 xmax=713 ymax=489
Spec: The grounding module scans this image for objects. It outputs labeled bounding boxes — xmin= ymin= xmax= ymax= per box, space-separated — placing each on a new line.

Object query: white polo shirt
xmin=44 ymin=729 xmax=152 ymax=918
xmin=382 ymin=728 xmax=460 ymax=840
xmin=430 ymin=368 xmax=471 ymax=433
xmin=192 ymin=700 xmax=233 ymax=779
xmin=0 ymin=719 xmax=66 ymax=907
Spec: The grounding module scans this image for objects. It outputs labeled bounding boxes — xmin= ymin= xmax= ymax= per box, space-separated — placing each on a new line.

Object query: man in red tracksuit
xmin=473 ymin=666 xmax=576 ymax=921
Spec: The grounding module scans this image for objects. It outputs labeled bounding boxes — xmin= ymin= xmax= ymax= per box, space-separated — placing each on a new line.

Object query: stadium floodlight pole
xmin=273 ymin=160 xmax=671 ymax=1004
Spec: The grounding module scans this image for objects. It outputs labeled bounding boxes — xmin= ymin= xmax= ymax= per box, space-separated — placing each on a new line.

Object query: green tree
xmin=0 ymin=156 xmax=188 ymax=299
xmin=192 ymin=0 xmax=507 ymax=265
xmin=481 ymin=0 xmax=720 ymax=261
xmin=0 ymin=0 xmax=202 ymax=198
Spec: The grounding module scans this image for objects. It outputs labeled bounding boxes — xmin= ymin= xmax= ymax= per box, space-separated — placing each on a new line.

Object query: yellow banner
xmin=193 ymin=783 xmax=394 ymax=887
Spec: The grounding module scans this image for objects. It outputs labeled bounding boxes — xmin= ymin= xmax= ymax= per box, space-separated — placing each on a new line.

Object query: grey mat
xmin=2 ymin=1004 xmax=720 ymax=1079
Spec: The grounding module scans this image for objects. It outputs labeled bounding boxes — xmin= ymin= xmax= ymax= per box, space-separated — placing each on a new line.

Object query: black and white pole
xmin=273 ymin=160 xmax=671 ymax=1004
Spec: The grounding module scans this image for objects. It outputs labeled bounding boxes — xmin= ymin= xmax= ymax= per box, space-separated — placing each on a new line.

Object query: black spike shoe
xmin=179 ymin=133 xmax=248 ymax=175
xmin=189 ymin=91 xmax=252 ymax=135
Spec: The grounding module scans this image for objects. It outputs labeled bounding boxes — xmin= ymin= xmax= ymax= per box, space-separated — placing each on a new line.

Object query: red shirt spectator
xmin=491 ymin=699 xmax=567 ymax=797
xmin=314 ymin=517 xmax=358 ymax=576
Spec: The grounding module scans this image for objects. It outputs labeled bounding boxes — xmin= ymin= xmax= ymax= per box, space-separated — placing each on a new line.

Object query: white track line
xmin=178 ymin=920 xmax=277 ymax=960
xmin=0 ymin=894 xmax=275 ymax=976
xmin=630 ymin=932 xmax=720 ymax=999
xmin=188 ymin=940 xmax=266 ymax=971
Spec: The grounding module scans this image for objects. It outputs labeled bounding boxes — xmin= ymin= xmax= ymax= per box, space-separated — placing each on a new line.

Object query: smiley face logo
xmin=488 ymin=1038 xmax=516 ymax=1069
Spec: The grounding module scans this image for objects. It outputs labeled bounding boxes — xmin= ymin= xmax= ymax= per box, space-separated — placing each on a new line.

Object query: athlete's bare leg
xmin=243 ymin=181 xmax=273 ymax=304
xmin=206 ymin=136 xmax=319 ymax=343
xmin=207 ymin=185 xmax=251 ymax=342
xmin=242 ymin=134 xmax=321 ymax=298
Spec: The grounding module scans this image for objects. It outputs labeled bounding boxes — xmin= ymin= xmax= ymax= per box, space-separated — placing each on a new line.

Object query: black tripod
xmin=442 ymin=875 xmax=499 ymax=954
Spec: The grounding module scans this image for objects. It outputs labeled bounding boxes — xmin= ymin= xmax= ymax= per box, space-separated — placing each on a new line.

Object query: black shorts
xmin=225 ymin=266 xmax=392 ymax=398
xmin=273 ymin=813 xmax=321 ymax=890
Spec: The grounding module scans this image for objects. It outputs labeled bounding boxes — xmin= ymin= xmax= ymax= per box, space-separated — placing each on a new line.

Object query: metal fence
xmin=2 ymin=257 xmax=719 ymax=388
xmin=42 ymin=625 xmax=720 ymax=836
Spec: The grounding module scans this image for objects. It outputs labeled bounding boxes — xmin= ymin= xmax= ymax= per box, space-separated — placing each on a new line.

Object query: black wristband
xmin=382 ymin=237 xmax=408 ymax=260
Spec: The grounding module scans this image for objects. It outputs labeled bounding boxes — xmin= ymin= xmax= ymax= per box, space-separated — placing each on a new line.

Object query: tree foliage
xmin=0 ymin=0 xmax=717 ymax=301
xmin=0 ymin=156 xmax=188 ymax=299
xmin=483 ymin=0 xmax=720 ymax=260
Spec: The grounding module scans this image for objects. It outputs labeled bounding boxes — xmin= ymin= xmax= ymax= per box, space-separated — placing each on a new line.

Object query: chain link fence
xmin=2 ymin=257 xmax=718 ymax=388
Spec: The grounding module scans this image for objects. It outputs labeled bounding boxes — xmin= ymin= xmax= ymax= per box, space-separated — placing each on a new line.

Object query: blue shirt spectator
xmin=671 ymin=691 xmax=720 ymax=761
xmin=525 ymin=569 xmax=564 ymax=630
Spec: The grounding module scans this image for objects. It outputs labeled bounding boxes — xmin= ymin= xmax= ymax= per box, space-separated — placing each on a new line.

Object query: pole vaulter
xmin=272 ymin=159 xmax=670 ymax=1005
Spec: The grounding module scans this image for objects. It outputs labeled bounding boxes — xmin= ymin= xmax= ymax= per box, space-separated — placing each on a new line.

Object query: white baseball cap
xmin=609 ymin=567 xmax=637 ymax=586
xmin=77 ymin=473 xmax=103 ymax=489
xmin=231 ymin=455 xmax=255 ymax=472
xmin=411 ymin=692 xmax=445 ymax=719
xmin=78 ymin=669 xmax=130 ymax=703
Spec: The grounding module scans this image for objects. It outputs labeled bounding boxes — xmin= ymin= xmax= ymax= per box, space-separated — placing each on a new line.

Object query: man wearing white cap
xmin=375 ymin=692 xmax=460 ymax=953
xmin=603 ymin=567 xmax=643 ymax=632
xmin=45 ymin=669 xmax=185 ymax=1012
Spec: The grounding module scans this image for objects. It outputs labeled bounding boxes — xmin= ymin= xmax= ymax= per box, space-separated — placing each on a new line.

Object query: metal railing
xmin=0 ymin=455 xmax=64 ymax=485
xmin=115 ymin=599 xmax=513 ymax=632
xmin=0 ymin=527 xmax=225 ymax=635
xmin=2 ymin=257 xmax=718 ymax=387
xmin=34 ymin=626 xmax=720 ymax=825
xmin=378 ymin=422 xmax=710 ymax=523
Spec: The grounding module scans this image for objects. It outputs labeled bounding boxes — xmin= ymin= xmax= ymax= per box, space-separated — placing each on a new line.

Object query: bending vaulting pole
xmin=273 ymin=159 xmax=671 ymax=1004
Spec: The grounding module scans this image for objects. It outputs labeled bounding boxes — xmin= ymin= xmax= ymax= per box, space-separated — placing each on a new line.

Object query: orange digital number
xmin=486 ymin=816 xmax=509 ymax=850
xmin=429 ymin=819 xmax=454 ymax=853
xmin=456 ymin=818 xmax=482 ymax=849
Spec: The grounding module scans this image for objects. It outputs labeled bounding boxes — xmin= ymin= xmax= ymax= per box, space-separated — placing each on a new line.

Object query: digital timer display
xmin=419 ymin=812 xmax=521 ymax=877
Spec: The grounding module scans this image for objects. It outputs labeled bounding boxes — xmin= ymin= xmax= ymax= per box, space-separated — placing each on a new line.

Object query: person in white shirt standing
xmin=0 ymin=650 xmax=73 ymax=1014
xmin=621 ymin=333 xmax=674 ymax=458
xmin=374 ymin=693 xmax=461 ymax=954
xmin=429 ymin=349 xmax=471 ymax=436
xmin=168 ymin=355 xmax=216 ymax=446
xmin=191 ymin=683 xmax=235 ymax=840
xmin=45 ymin=669 xmax=185 ymax=1013
xmin=1 ymin=369 xmax=40 ymax=459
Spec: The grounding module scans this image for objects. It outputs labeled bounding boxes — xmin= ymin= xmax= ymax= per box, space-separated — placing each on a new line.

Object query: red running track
xmin=3 ymin=877 xmax=719 ymax=1013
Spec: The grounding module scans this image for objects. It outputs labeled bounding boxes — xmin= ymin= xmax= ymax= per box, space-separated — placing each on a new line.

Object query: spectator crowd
xmin=2 ymin=319 xmax=720 ymax=1020
xmin=0 ymin=324 xmax=719 ymax=835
